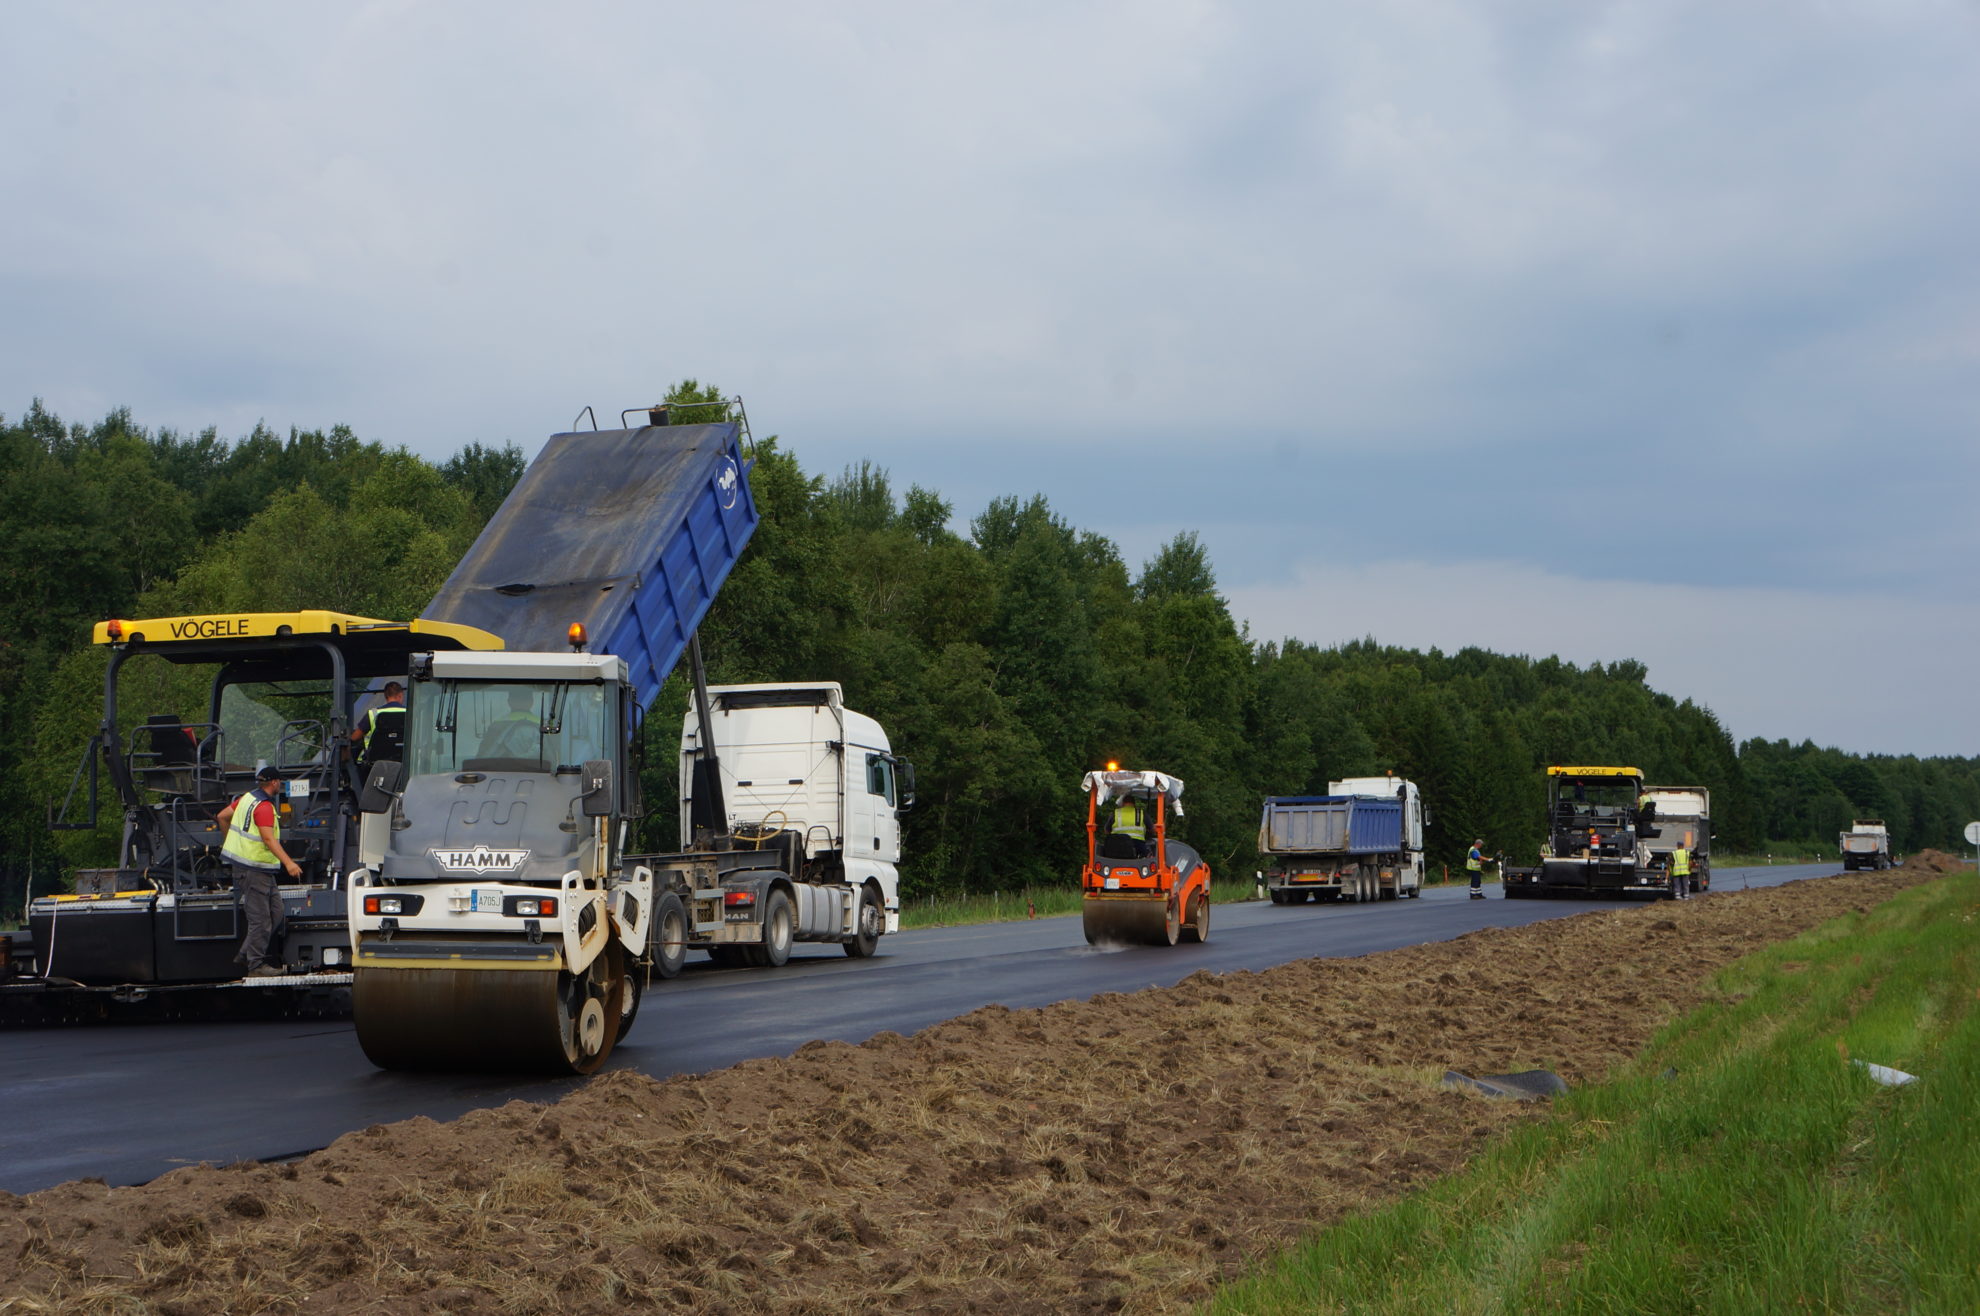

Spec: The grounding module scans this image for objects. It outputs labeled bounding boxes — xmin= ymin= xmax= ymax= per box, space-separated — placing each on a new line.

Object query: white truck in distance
xmin=1840 ymin=819 xmax=1892 ymax=871
xmin=680 ymin=681 xmax=912 ymax=962
xmin=1640 ymin=785 xmax=1711 ymax=894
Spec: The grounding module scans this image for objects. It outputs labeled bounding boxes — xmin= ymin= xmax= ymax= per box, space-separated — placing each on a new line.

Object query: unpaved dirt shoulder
xmin=2 ymin=860 xmax=1961 ymax=1315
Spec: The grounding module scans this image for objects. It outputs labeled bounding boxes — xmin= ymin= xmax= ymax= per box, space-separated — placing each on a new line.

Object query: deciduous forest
xmin=4 ymin=389 xmax=1975 ymax=918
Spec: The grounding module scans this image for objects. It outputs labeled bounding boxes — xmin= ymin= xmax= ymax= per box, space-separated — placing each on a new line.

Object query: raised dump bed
xmin=422 ymin=418 xmax=758 ymax=710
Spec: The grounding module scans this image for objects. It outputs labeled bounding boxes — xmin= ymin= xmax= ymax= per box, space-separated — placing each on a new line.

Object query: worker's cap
xmin=382 ymin=681 xmax=404 ymax=694
xmin=1473 ymin=838 xmax=1484 ymax=844
xmin=255 ymin=764 xmax=285 ymax=782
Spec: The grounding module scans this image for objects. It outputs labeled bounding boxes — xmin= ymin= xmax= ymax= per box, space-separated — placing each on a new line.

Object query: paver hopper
xmin=1080 ymin=767 xmax=1212 ymax=947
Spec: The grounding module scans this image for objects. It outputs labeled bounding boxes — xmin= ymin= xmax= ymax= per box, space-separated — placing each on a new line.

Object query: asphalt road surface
xmin=0 ymin=863 xmax=1836 ymax=1195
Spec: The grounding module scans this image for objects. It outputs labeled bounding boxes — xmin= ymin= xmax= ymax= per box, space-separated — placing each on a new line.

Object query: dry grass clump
xmin=0 ymin=862 xmax=1952 ymax=1314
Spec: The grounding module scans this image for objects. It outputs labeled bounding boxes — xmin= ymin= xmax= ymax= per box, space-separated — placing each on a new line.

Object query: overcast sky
xmin=4 ymin=2 xmax=1975 ymax=756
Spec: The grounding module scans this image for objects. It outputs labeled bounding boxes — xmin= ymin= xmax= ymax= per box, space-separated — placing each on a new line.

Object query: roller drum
xmin=1082 ymin=893 xmax=1180 ymax=947
xmin=353 ymin=942 xmax=623 ymax=1074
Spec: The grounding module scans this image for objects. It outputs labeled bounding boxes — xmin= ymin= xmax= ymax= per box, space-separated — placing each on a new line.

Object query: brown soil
xmin=2 ymin=857 xmax=1963 ymax=1314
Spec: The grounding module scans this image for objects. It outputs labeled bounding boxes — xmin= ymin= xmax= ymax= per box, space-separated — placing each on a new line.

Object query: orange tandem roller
xmin=1080 ymin=766 xmax=1212 ymax=946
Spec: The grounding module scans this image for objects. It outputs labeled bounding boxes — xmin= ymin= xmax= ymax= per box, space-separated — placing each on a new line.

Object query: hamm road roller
xmin=1080 ymin=766 xmax=1212 ymax=946
xmin=347 ymin=399 xmax=913 ymax=1075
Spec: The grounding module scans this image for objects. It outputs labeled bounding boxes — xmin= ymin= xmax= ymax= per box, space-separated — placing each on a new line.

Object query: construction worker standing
xmin=1669 ymin=846 xmax=1692 ymax=901
xmin=216 ymin=765 xmax=303 ymax=976
xmin=1467 ymin=838 xmax=1492 ymax=900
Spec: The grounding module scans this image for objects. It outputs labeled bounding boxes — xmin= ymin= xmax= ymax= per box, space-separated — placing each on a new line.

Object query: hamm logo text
xmin=431 ymin=848 xmax=529 ymax=875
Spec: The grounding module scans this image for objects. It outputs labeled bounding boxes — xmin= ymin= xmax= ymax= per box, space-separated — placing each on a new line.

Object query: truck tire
xmin=652 ymin=891 xmax=688 ymax=980
xmin=1269 ymin=888 xmax=1290 ymax=906
xmin=752 ymin=888 xmax=794 ymax=968
xmin=844 ymin=884 xmax=882 ymax=958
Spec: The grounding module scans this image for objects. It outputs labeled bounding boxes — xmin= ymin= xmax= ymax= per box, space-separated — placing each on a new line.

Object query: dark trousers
xmin=232 ymin=866 xmax=285 ymax=968
xmin=1469 ymin=867 xmax=1483 ymax=893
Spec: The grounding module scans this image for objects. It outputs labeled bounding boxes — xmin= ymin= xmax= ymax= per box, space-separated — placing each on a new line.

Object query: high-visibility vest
xmin=1670 ymin=848 xmax=1691 ymax=878
xmin=221 ymin=790 xmax=281 ymax=870
xmin=1466 ymin=846 xmax=1485 ymax=872
xmin=1113 ymin=799 xmax=1147 ymax=840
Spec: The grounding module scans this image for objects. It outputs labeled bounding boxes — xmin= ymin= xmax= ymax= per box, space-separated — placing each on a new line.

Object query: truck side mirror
xmin=359 ymin=759 xmax=405 ymax=814
xmin=894 ymin=759 xmax=917 ymax=815
xmin=580 ymin=758 xmax=617 ymax=817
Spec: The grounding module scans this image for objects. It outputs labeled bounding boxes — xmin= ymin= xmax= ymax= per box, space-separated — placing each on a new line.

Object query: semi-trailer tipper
xmin=348 ymin=403 xmax=913 ymax=1074
xmin=1259 ymin=775 xmax=1426 ymax=904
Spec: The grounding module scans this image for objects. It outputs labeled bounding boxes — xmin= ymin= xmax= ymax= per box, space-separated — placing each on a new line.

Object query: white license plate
xmin=470 ymin=888 xmax=503 ymax=912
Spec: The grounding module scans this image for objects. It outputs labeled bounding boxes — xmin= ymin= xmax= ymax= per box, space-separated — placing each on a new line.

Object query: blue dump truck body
xmin=422 ymin=420 xmax=758 ymax=710
xmin=1260 ymin=795 xmax=1404 ymax=855
xmin=1259 ymin=791 xmax=1424 ymax=904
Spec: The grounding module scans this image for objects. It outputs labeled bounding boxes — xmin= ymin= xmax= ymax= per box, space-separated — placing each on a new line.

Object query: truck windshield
xmin=412 ymin=681 xmax=610 ymax=774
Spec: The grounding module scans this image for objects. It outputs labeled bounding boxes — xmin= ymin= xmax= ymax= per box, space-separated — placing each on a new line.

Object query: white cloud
xmin=1228 ymin=557 xmax=1976 ymax=758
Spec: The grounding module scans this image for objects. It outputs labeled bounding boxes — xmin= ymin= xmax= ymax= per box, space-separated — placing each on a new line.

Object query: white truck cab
xmin=683 ymin=683 xmax=911 ymax=935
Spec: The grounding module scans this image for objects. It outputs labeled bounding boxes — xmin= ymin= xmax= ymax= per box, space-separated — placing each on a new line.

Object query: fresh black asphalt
xmin=0 ymin=863 xmax=1835 ymax=1195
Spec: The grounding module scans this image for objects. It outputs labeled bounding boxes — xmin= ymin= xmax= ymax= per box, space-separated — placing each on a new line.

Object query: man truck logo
xmin=430 ymin=847 xmax=529 ymax=874
xmin=716 ymin=458 xmax=740 ymax=510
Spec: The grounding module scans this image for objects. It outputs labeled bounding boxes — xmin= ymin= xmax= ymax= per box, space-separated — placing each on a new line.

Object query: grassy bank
xmin=1205 ymin=869 xmax=1980 ymax=1314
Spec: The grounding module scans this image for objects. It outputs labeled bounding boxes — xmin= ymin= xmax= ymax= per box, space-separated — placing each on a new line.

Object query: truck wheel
xmin=844 ymin=885 xmax=882 ymax=958
xmin=1269 ymin=889 xmax=1289 ymax=906
xmin=651 ymin=891 xmax=688 ymax=979
xmin=756 ymin=888 xmax=794 ymax=968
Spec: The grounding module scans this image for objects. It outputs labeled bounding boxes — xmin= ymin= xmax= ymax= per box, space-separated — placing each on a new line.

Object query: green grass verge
xmin=1204 ymin=870 xmax=1980 ymax=1315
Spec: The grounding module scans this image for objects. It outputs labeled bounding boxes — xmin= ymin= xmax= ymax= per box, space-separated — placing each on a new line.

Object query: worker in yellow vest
xmin=349 ymin=680 xmax=407 ymax=773
xmin=1112 ymin=796 xmax=1150 ymax=857
xmin=1467 ymin=838 xmax=1493 ymax=900
xmin=216 ymin=764 xmax=303 ymax=977
xmin=1668 ymin=846 xmax=1691 ymax=901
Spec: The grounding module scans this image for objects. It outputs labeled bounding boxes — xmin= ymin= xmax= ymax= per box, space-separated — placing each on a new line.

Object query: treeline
xmin=1739 ymin=739 xmax=1980 ymax=856
xmin=0 ymin=400 xmax=522 ymax=913
xmin=4 ymin=391 xmax=1973 ymax=916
